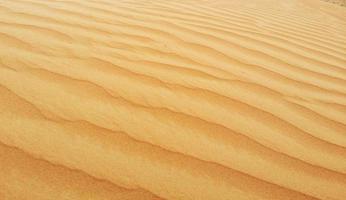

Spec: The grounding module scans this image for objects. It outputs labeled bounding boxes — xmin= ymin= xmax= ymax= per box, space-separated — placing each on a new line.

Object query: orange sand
xmin=0 ymin=0 xmax=346 ymax=199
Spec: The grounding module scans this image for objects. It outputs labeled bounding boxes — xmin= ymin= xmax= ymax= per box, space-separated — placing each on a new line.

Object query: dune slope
xmin=0 ymin=0 xmax=346 ymax=199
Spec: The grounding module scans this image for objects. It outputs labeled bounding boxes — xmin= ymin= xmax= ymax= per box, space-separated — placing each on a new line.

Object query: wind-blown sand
xmin=0 ymin=0 xmax=346 ymax=199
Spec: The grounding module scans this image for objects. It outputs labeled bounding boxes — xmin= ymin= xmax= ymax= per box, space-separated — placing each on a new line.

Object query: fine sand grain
xmin=0 ymin=0 xmax=346 ymax=199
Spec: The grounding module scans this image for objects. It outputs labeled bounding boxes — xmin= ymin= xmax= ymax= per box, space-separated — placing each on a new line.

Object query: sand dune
xmin=0 ymin=0 xmax=346 ymax=199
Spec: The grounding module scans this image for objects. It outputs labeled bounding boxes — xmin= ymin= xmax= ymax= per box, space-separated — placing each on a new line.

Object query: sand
xmin=0 ymin=0 xmax=346 ymax=199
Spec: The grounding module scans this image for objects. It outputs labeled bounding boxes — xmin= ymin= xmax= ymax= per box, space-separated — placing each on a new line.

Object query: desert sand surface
xmin=0 ymin=0 xmax=346 ymax=199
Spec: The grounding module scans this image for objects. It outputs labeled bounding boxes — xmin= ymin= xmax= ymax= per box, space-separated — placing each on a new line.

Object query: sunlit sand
xmin=0 ymin=0 xmax=346 ymax=199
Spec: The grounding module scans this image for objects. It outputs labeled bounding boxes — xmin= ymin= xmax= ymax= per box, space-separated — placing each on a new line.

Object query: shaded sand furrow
xmin=11 ymin=51 xmax=346 ymax=151
xmin=0 ymin=84 xmax=330 ymax=200
xmin=0 ymin=65 xmax=346 ymax=199
xmin=183 ymin=23 xmax=346 ymax=69
xmin=159 ymin=0 xmax=346 ymax=48
xmin=4 ymin=43 xmax=342 ymax=170
xmin=47 ymin=0 xmax=253 ymax=27
xmin=0 ymin=10 xmax=163 ymax=48
xmin=88 ymin=32 xmax=346 ymax=104
xmin=7 ymin=1 xmax=344 ymax=98
xmin=5 ymin=41 xmax=343 ymax=150
xmin=257 ymin=26 xmax=346 ymax=53
xmin=2 ymin=22 xmax=346 ymax=155
xmin=0 ymin=0 xmax=346 ymax=199
xmin=177 ymin=23 xmax=346 ymax=75
xmin=242 ymin=14 xmax=343 ymax=40
xmin=155 ymin=0 xmax=342 ymax=48
xmin=259 ymin=22 xmax=346 ymax=53
xmin=41 ymin=0 xmax=346 ymax=74
xmin=83 ymin=0 xmax=265 ymax=37
xmin=0 ymin=21 xmax=238 ymax=81
xmin=156 ymin=2 xmax=346 ymax=48
xmin=0 ymin=11 xmax=300 ymax=93
xmin=2 ymin=9 xmax=346 ymax=96
xmin=144 ymin=0 xmax=333 ymax=31
xmin=285 ymin=97 xmax=346 ymax=125
xmin=229 ymin=6 xmax=346 ymax=46
xmin=216 ymin=9 xmax=346 ymax=57
xmin=45 ymin=0 xmax=346 ymax=60
xmin=0 ymin=143 xmax=162 ymax=200
xmin=6 ymin=4 xmax=338 ymax=103
xmin=0 ymin=21 xmax=73 ymax=42
xmin=175 ymin=15 xmax=346 ymax=61
xmin=258 ymin=28 xmax=346 ymax=60
xmin=156 ymin=22 xmax=346 ymax=88
xmin=15 ymin=0 xmax=340 ymax=58
xmin=38 ymin=0 xmax=257 ymax=32
xmin=39 ymin=1 xmax=344 ymax=69
xmin=118 ymin=2 xmax=346 ymax=61
xmin=146 ymin=0 xmax=256 ymax=23
xmin=5 ymin=0 xmax=346 ymax=65
xmin=3 ymin=45 xmax=346 ymax=153
xmin=212 ymin=1 xmax=344 ymax=29
xmin=0 ymin=85 xmax=320 ymax=200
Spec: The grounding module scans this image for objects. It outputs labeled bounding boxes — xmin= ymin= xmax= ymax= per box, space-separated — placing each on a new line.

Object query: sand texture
xmin=0 ymin=0 xmax=346 ymax=199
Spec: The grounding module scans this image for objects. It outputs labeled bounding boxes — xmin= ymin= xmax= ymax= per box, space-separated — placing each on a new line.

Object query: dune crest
xmin=0 ymin=0 xmax=346 ymax=199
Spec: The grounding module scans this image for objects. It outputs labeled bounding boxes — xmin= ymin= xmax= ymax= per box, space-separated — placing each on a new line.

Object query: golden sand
xmin=0 ymin=0 xmax=346 ymax=199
